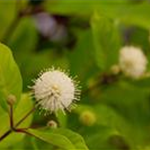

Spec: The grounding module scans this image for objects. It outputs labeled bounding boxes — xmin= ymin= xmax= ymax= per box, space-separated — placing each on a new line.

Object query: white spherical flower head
xmin=119 ymin=46 xmax=148 ymax=79
xmin=32 ymin=69 xmax=80 ymax=113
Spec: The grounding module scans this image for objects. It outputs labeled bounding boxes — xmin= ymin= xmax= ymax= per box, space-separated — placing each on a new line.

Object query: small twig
xmin=81 ymin=73 xmax=119 ymax=96
xmin=9 ymin=104 xmax=14 ymax=129
xmin=0 ymin=130 xmax=11 ymax=142
xmin=15 ymin=128 xmax=45 ymax=142
xmin=0 ymin=107 xmax=35 ymax=143
xmin=81 ymin=80 xmax=101 ymax=96
xmin=15 ymin=128 xmax=32 ymax=135
xmin=7 ymin=95 xmax=16 ymax=130
xmin=15 ymin=107 xmax=35 ymax=128
xmin=0 ymin=107 xmax=35 ymax=142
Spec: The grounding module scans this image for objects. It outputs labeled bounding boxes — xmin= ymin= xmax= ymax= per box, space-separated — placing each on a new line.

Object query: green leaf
xmin=99 ymin=81 xmax=150 ymax=148
xmin=75 ymin=104 xmax=129 ymax=149
xmin=26 ymin=128 xmax=89 ymax=150
xmin=56 ymin=110 xmax=68 ymax=127
xmin=0 ymin=43 xmax=22 ymax=111
xmin=0 ymin=94 xmax=33 ymax=148
xmin=101 ymin=80 xmax=150 ymax=123
xmin=46 ymin=1 xmax=150 ymax=30
xmin=0 ymin=0 xmax=16 ymax=39
xmin=8 ymin=17 xmax=38 ymax=60
xmin=83 ymin=125 xmax=122 ymax=150
xmin=45 ymin=0 xmax=128 ymax=16
xmin=97 ymin=2 xmax=150 ymax=30
xmin=91 ymin=12 xmax=121 ymax=70
xmin=66 ymin=29 xmax=96 ymax=86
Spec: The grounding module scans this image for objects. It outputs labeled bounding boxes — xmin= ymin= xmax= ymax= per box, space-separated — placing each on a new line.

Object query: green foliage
xmin=26 ymin=128 xmax=89 ymax=150
xmin=1 ymin=0 xmax=150 ymax=150
xmin=0 ymin=94 xmax=33 ymax=148
xmin=91 ymin=12 xmax=121 ymax=70
xmin=0 ymin=43 xmax=22 ymax=111
xmin=46 ymin=1 xmax=150 ymax=29
xmin=0 ymin=0 xmax=16 ymax=39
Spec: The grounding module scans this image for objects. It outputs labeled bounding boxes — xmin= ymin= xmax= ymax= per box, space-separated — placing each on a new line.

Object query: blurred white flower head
xmin=119 ymin=46 xmax=148 ymax=79
xmin=32 ymin=68 xmax=80 ymax=113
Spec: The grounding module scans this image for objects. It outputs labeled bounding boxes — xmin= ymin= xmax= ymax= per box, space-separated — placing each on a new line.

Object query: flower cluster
xmin=119 ymin=46 xmax=148 ymax=79
xmin=32 ymin=68 xmax=80 ymax=113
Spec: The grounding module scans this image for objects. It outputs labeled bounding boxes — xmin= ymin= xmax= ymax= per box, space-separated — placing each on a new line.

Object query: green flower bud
xmin=7 ymin=94 xmax=16 ymax=106
xmin=79 ymin=110 xmax=96 ymax=126
xmin=47 ymin=120 xmax=58 ymax=128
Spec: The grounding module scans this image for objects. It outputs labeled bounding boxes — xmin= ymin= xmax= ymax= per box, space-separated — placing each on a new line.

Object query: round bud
xmin=111 ymin=65 xmax=120 ymax=75
xmin=79 ymin=110 xmax=96 ymax=126
xmin=7 ymin=94 xmax=16 ymax=106
xmin=47 ymin=120 xmax=58 ymax=128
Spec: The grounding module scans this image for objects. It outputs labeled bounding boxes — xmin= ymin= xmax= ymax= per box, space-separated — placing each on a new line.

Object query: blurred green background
xmin=1 ymin=0 xmax=150 ymax=149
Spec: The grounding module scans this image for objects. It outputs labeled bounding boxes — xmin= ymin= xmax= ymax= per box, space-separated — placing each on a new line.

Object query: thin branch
xmin=81 ymin=73 xmax=119 ymax=96
xmin=0 ymin=130 xmax=11 ymax=142
xmin=81 ymin=80 xmax=101 ymax=96
xmin=9 ymin=104 xmax=14 ymax=129
xmin=15 ymin=128 xmax=44 ymax=143
xmin=0 ymin=107 xmax=35 ymax=142
xmin=15 ymin=107 xmax=35 ymax=128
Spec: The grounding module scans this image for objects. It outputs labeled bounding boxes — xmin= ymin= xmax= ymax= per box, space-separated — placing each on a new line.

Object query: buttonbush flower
xmin=119 ymin=46 xmax=148 ymax=79
xmin=31 ymin=68 xmax=80 ymax=113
